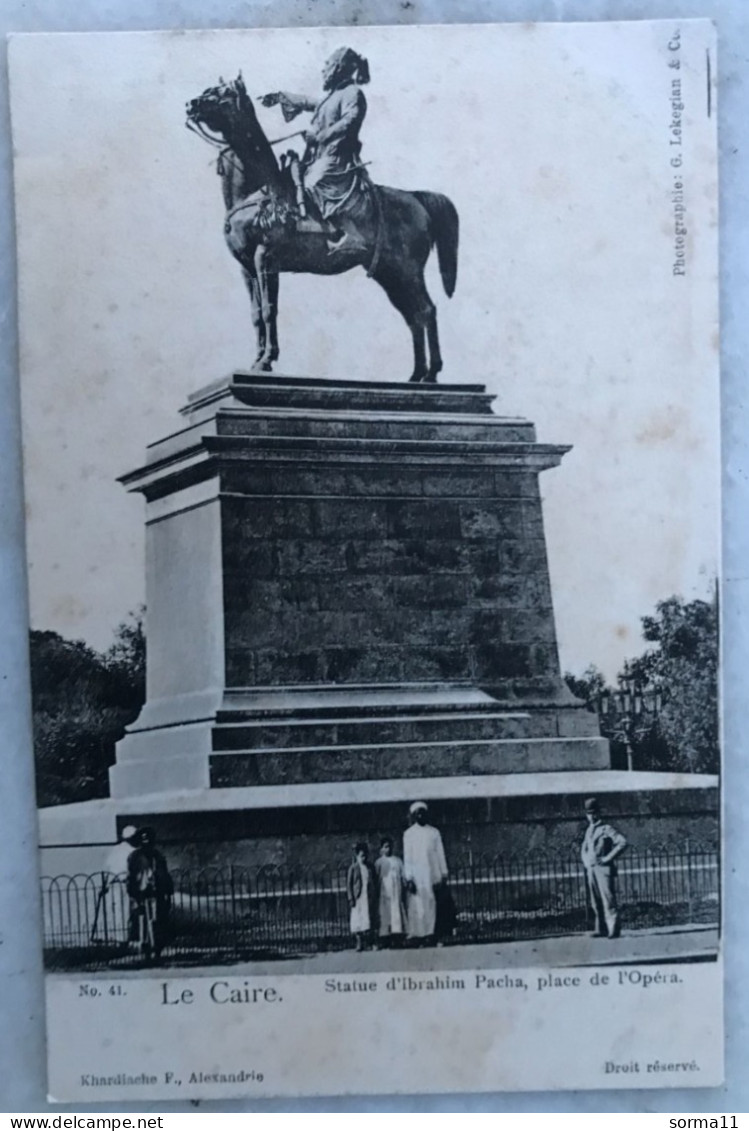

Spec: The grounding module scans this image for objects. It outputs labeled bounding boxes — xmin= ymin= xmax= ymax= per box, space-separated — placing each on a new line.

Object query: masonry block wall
xmin=220 ymin=463 xmax=559 ymax=696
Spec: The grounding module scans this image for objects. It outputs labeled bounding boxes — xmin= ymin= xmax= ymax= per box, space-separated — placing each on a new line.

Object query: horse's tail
xmin=414 ymin=190 xmax=459 ymax=297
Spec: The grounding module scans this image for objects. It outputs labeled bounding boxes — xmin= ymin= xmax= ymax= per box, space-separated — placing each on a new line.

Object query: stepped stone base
xmin=111 ymin=684 xmax=608 ymax=796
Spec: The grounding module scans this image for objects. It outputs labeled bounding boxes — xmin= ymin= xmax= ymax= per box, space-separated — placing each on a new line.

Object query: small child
xmin=375 ymin=836 xmax=406 ymax=948
xmin=346 ymin=842 xmax=376 ymax=952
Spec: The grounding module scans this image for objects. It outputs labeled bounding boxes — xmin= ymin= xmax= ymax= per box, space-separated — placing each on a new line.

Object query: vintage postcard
xmin=9 ymin=19 xmax=721 ymax=1101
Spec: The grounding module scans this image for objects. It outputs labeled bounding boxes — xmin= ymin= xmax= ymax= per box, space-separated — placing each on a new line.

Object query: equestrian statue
xmin=186 ymin=47 xmax=458 ymax=383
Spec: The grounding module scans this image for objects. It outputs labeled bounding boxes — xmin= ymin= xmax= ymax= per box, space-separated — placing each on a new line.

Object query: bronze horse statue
xmin=186 ymin=75 xmax=458 ymax=382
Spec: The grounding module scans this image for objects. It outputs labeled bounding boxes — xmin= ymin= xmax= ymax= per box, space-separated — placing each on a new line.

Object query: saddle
xmin=277 ymin=152 xmax=337 ymax=237
xmin=223 ymin=156 xmax=376 ymax=262
xmin=279 ymin=150 xmax=372 ymax=240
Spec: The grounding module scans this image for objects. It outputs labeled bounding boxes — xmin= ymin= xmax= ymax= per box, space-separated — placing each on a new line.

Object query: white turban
xmin=409 ymin=801 xmax=428 ymax=815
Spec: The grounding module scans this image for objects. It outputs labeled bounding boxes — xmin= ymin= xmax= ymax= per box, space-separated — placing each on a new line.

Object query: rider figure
xmin=260 ymin=47 xmax=370 ymax=252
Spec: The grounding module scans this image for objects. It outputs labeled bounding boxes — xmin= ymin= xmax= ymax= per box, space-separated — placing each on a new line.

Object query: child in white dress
xmin=375 ymin=837 xmax=406 ymax=948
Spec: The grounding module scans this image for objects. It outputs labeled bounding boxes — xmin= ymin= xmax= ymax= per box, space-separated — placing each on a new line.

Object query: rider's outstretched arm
xmin=260 ymin=91 xmax=316 ymax=120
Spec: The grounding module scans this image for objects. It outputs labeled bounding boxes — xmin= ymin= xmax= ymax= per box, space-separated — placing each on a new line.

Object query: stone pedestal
xmin=110 ymin=373 xmax=608 ymax=801
xmin=37 ymin=374 xmax=718 ymax=884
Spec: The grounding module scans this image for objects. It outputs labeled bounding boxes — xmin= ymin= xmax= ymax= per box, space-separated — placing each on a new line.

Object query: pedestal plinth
xmin=111 ymin=373 xmax=607 ymax=800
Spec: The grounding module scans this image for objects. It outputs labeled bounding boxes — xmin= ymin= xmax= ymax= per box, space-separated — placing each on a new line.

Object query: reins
xmin=185 ymin=117 xmax=227 ymax=149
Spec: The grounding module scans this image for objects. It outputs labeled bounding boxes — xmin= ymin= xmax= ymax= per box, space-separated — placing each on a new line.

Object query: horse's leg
xmin=371 ymin=266 xmax=429 ymax=383
xmin=241 ymin=266 xmax=266 ymax=367
xmin=406 ymin=318 xmax=427 ymax=384
xmin=408 ymin=275 xmax=442 ymax=383
xmin=266 ymin=268 xmax=280 ymax=363
xmin=424 ymin=305 xmax=443 ymax=383
xmin=253 ymin=245 xmax=278 ymax=372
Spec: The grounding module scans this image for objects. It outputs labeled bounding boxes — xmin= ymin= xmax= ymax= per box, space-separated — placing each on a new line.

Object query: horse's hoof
xmin=422 ymin=373 xmax=439 ymax=385
xmin=251 ymin=361 xmax=273 ymax=374
xmin=408 ymin=373 xmax=425 ymax=384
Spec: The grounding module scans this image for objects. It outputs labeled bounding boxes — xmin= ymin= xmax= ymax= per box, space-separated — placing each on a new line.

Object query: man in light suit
xmin=581 ymin=797 xmax=628 ymax=939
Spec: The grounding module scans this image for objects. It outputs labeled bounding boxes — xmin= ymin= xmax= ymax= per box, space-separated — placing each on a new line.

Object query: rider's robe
xmin=278 ymin=83 xmax=368 ymax=219
xmin=305 ymin=83 xmax=367 ymax=217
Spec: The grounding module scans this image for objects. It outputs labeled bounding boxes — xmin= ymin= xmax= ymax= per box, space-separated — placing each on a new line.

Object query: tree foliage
xmin=564 ymin=664 xmax=607 ymax=707
xmin=31 ymin=610 xmax=146 ymax=807
xmin=637 ymin=595 xmax=719 ymax=773
xmin=565 ymin=593 xmax=719 ymax=774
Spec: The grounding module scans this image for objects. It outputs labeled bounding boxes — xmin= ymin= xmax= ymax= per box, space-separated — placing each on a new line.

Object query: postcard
xmin=9 ymin=18 xmax=721 ymax=1100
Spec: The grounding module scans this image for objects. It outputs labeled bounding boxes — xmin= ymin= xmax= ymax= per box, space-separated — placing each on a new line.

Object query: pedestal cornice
xmin=120 ymin=375 xmax=571 ymax=498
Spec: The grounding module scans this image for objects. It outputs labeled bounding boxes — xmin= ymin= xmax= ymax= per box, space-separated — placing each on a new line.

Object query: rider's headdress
xmin=326 ymin=47 xmax=370 ymax=86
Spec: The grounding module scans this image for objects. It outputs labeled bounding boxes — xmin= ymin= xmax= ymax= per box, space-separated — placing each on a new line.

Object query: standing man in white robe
xmin=403 ymin=801 xmax=449 ymax=944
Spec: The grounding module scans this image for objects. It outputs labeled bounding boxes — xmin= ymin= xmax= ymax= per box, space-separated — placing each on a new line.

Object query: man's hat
xmin=325 ymin=46 xmax=370 ymax=85
xmin=409 ymin=801 xmax=428 ymax=815
xmin=584 ymin=798 xmax=600 ymax=813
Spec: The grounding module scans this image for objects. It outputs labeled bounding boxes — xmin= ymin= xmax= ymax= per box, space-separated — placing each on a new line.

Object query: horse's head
xmin=186 ymin=74 xmax=254 ymax=142
xmin=187 ymin=73 xmax=279 ymax=200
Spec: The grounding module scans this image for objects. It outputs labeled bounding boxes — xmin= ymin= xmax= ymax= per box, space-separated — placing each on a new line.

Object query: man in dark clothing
xmin=126 ymin=827 xmax=173 ymax=962
xmin=346 ymin=842 xmax=378 ymax=952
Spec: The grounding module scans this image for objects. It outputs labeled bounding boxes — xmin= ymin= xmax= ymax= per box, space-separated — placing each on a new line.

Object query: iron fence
xmin=41 ymin=844 xmax=719 ymax=970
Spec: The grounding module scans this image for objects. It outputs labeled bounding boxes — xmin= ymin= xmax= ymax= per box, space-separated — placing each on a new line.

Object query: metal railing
xmin=41 ymin=844 xmax=719 ymax=970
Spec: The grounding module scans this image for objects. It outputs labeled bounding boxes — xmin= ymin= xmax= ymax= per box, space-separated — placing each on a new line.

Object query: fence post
xmin=229 ymin=865 xmax=237 ymax=953
xmin=329 ymin=867 xmax=338 ymax=933
xmin=100 ymin=872 xmax=109 ymax=946
xmin=684 ymin=840 xmax=693 ymax=922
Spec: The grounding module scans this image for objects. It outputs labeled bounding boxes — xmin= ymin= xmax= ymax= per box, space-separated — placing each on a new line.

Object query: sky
xmin=9 ymin=20 xmax=719 ymax=680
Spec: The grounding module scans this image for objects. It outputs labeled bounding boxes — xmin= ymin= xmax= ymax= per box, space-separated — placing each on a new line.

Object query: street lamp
xmin=597 ymin=677 xmax=662 ymax=771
